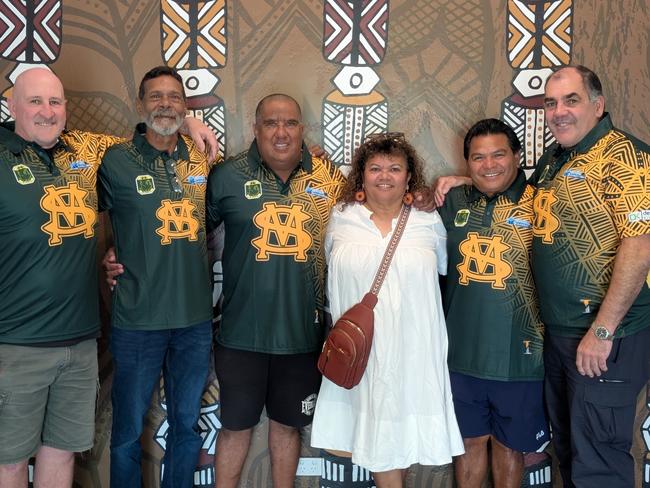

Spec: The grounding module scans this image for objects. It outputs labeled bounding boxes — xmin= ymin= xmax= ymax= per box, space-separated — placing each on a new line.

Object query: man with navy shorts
xmin=436 ymin=118 xmax=549 ymax=488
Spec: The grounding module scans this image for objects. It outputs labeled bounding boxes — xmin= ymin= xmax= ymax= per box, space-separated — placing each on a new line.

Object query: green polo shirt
xmin=531 ymin=114 xmax=650 ymax=337
xmin=0 ymin=124 xmax=120 ymax=344
xmin=439 ymin=170 xmax=544 ymax=381
xmin=206 ymin=140 xmax=346 ymax=354
xmin=98 ymin=128 xmax=214 ymax=330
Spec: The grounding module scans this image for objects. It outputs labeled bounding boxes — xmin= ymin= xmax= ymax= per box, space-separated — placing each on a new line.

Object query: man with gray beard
xmin=97 ymin=66 xmax=215 ymax=488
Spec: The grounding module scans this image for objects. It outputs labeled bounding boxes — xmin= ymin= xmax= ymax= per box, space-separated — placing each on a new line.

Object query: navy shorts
xmin=214 ymin=344 xmax=321 ymax=431
xmin=450 ymin=372 xmax=549 ymax=452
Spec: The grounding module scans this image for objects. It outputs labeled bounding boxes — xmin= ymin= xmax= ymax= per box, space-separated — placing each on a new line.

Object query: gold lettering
xmin=457 ymin=232 xmax=512 ymax=289
xmin=533 ymin=189 xmax=560 ymax=244
xmin=40 ymin=182 xmax=96 ymax=246
xmin=155 ymin=199 xmax=200 ymax=245
xmin=251 ymin=202 xmax=312 ymax=261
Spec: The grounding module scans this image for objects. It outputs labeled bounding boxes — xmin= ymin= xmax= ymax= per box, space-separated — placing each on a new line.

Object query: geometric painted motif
xmin=323 ymin=0 xmax=388 ymax=66
xmin=507 ymin=0 xmax=572 ymax=69
xmin=503 ymin=0 xmax=573 ymax=170
xmin=154 ymin=379 xmax=222 ymax=488
xmin=522 ymin=453 xmax=552 ymax=487
xmin=161 ymin=0 xmax=227 ymax=69
xmin=0 ymin=0 xmax=62 ymax=62
xmin=322 ymin=96 xmax=388 ymax=169
xmin=502 ymin=99 xmax=554 ymax=170
xmin=187 ymin=101 xmax=226 ymax=159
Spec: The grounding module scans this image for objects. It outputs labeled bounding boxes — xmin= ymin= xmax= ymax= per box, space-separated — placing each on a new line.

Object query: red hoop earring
xmin=355 ymin=190 xmax=366 ymax=202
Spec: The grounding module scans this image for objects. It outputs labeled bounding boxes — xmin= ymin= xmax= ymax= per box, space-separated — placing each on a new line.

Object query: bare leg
xmin=0 ymin=459 xmax=29 ymax=488
xmin=34 ymin=446 xmax=74 ymax=488
xmin=491 ymin=438 xmax=523 ymax=488
xmin=214 ymin=428 xmax=252 ymax=488
xmin=372 ymin=468 xmax=405 ymax=488
xmin=268 ymin=420 xmax=300 ymax=488
xmin=454 ymin=435 xmax=490 ymax=488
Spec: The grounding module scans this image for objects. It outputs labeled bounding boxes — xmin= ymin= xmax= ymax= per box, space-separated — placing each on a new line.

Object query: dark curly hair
xmin=339 ymin=133 xmax=426 ymax=204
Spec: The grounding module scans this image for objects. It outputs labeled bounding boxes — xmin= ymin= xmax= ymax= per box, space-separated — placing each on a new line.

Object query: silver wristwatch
xmin=591 ymin=324 xmax=614 ymax=341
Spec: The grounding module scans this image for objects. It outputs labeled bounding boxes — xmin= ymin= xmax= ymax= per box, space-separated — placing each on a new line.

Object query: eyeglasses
xmin=363 ymin=131 xmax=406 ymax=143
xmin=164 ymin=158 xmax=183 ymax=195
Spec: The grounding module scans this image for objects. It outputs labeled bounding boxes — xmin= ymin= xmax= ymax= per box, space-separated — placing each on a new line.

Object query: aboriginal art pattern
xmin=322 ymin=0 xmax=390 ymax=169
xmin=0 ymin=0 xmax=61 ymax=62
xmin=0 ymin=1 xmax=647 ymax=486
xmin=160 ymin=0 xmax=227 ymax=158
xmin=501 ymin=0 xmax=573 ymax=170
xmin=161 ymin=0 xmax=226 ymax=69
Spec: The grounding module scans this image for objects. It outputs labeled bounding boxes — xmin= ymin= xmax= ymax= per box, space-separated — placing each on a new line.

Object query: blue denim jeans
xmin=109 ymin=321 xmax=212 ymax=488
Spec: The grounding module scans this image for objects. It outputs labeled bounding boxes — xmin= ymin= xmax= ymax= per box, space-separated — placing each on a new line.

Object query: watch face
xmin=595 ymin=326 xmax=610 ymax=339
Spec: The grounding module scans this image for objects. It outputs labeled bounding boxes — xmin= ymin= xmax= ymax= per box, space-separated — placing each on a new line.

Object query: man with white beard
xmin=97 ymin=66 xmax=215 ymax=488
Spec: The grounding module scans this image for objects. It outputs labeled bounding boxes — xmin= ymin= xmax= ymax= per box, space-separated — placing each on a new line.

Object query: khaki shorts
xmin=0 ymin=339 xmax=98 ymax=464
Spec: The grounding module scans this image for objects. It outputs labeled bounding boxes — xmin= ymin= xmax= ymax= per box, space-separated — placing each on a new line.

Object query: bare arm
xmin=432 ymin=175 xmax=472 ymax=208
xmin=576 ymin=234 xmax=650 ymax=377
xmin=180 ymin=117 xmax=219 ymax=162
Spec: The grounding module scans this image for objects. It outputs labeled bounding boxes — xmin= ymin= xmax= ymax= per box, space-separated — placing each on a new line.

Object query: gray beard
xmin=144 ymin=114 xmax=183 ymax=136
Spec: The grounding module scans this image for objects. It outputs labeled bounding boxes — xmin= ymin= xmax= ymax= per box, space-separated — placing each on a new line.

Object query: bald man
xmin=0 ymin=68 xmax=216 ymax=488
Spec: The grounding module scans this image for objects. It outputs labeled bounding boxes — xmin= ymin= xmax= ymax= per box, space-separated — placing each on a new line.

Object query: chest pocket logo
xmin=457 ymin=232 xmax=512 ymax=289
xmin=40 ymin=182 xmax=97 ymax=246
xmin=251 ymin=202 xmax=312 ymax=262
xmin=533 ymin=189 xmax=560 ymax=244
xmin=155 ymin=198 xmax=199 ymax=244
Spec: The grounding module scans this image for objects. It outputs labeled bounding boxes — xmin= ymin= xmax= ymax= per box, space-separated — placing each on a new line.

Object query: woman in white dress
xmin=311 ymin=134 xmax=464 ymax=487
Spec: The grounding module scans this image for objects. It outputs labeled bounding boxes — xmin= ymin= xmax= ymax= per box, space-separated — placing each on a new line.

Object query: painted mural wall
xmin=0 ymin=1 xmax=649 ymax=487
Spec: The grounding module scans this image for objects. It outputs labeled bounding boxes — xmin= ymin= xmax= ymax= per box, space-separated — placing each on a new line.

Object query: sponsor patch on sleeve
xmin=627 ymin=210 xmax=650 ymax=223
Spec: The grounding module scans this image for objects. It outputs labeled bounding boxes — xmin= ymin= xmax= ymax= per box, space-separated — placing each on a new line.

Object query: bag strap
xmin=369 ymin=204 xmax=411 ymax=296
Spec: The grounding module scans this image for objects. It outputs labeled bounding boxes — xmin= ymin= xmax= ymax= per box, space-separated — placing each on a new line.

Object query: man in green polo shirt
xmin=532 ymin=65 xmax=650 ymax=487
xmin=0 ymin=68 xmax=124 ymax=488
xmin=436 ymin=119 xmax=548 ymax=488
xmin=98 ymin=66 xmax=215 ymax=488
xmin=206 ymin=94 xmax=347 ymax=488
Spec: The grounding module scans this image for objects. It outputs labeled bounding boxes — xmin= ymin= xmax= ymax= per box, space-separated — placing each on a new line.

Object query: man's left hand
xmin=412 ymin=186 xmax=436 ymax=213
xmin=576 ymin=331 xmax=612 ymax=377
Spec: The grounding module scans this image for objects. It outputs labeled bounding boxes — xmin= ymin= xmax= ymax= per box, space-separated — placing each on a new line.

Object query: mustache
xmin=552 ymin=115 xmax=576 ymax=125
xmin=151 ymin=108 xmax=182 ymax=119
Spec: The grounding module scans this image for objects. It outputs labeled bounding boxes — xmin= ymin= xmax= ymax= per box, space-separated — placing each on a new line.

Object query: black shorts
xmin=214 ymin=344 xmax=321 ymax=430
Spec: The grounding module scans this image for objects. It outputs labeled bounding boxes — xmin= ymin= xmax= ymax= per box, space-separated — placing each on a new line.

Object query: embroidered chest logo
xmin=39 ymin=182 xmax=96 ymax=246
xmin=533 ymin=189 xmax=560 ymax=244
xmin=251 ymin=202 xmax=312 ymax=261
xmin=155 ymin=198 xmax=199 ymax=245
xmin=457 ymin=232 xmax=512 ymax=289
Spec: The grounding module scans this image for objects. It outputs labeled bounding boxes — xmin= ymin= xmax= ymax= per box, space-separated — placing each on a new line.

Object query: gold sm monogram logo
xmin=533 ymin=189 xmax=560 ymax=243
xmin=40 ymin=182 xmax=96 ymax=246
xmin=252 ymin=202 xmax=312 ymax=261
xmin=155 ymin=199 xmax=199 ymax=245
xmin=457 ymin=232 xmax=512 ymax=289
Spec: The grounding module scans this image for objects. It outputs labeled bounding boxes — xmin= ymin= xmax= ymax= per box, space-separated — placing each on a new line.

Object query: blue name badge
xmin=306 ymin=185 xmax=328 ymax=199
xmin=70 ymin=160 xmax=90 ymax=170
xmin=506 ymin=216 xmax=532 ymax=229
xmin=563 ymin=168 xmax=585 ymax=180
xmin=187 ymin=175 xmax=207 ymax=184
